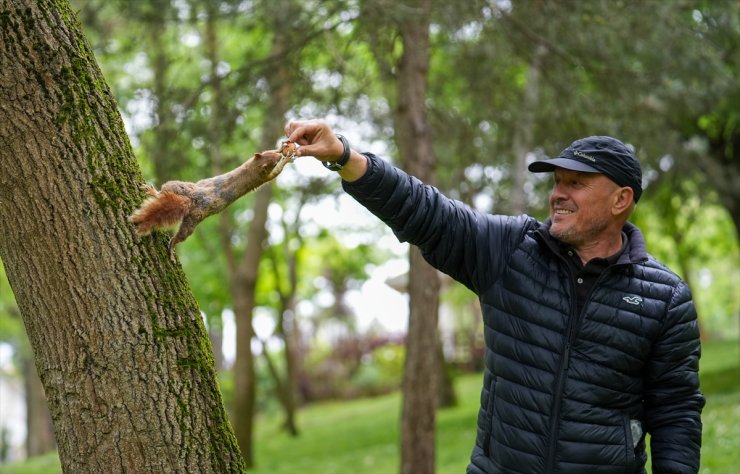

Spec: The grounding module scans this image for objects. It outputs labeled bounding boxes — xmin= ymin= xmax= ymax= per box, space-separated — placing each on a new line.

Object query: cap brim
xmin=528 ymin=158 xmax=600 ymax=174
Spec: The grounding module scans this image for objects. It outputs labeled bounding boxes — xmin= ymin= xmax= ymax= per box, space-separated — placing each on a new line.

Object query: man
xmin=285 ymin=120 xmax=704 ymax=474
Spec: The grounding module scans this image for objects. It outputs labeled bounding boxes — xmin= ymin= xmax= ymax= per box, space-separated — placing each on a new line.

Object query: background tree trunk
xmin=22 ymin=353 xmax=55 ymax=457
xmin=0 ymin=2 xmax=245 ymax=471
xmin=147 ymin=0 xmax=181 ymax=183
xmin=231 ymin=13 xmax=296 ymax=464
xmin=394 ymin=1 xmax=439 ymax=473
xmin=509 ymin=43 xmax=546 ymax=215
xmin=231 ymin=184 xmax=268 ymax=468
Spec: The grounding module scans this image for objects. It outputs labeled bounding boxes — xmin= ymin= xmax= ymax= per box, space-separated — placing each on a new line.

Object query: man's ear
xmin=612 ymin=187 xmax=634 ymax=216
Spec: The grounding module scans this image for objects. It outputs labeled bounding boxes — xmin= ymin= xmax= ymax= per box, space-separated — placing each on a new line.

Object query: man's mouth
xmin=554 ymin=209 xmax=574 ymax=215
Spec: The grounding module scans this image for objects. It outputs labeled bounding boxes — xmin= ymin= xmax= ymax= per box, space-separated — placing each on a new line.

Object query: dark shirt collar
xmin=557 ymin=232 xmax=628 ymax=269
xmin=536 ymin=219 xmax=646 ymax=266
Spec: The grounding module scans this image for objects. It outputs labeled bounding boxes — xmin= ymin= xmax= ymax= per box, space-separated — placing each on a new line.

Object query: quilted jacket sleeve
xmin=342 ymin=153 xmax=528 ymax=294
xmin=643 ymin=280 xmax=705 ymax=473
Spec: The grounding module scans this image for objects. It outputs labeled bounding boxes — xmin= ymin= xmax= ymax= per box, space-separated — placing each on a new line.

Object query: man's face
xmin=548 ymin=168 xmax=620 ymax=248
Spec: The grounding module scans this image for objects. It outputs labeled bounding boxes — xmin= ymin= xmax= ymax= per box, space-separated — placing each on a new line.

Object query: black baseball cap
xmin=528 ymin=136 xmax=643 ymax=202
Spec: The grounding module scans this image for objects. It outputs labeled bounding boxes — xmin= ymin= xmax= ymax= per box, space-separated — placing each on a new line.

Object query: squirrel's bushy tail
xmin=129 ymin=191 xmax=191 ymax=235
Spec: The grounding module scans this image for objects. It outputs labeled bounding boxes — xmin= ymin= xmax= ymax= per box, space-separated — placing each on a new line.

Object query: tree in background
xmin=0 ymin=262 xmax=55 ymax=458
xmin=359 ymin=0 xmax=443 ymax=471
xmin=0 ymin=2 xmax=244 ymax=471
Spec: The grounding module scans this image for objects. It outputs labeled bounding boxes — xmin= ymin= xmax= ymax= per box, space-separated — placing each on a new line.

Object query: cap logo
xmin=573 ymin=150 xmax=596 ymax=162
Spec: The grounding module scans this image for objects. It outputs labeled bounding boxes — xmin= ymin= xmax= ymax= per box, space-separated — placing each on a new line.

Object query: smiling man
xmin=285 ymin=121 xmax=704 ymax=474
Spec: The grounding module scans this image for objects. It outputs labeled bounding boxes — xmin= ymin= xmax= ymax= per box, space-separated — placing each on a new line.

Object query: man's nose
xmin=550 ymin=182 xmax=567 ymax=200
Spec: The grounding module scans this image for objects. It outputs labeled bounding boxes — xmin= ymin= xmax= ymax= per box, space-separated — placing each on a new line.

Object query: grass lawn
xmin=2 ymin=339 xmax=737 ymax=474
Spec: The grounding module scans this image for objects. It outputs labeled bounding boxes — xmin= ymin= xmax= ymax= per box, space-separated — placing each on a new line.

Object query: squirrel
xmin=129 ymin=141 xmax=298 ymax=259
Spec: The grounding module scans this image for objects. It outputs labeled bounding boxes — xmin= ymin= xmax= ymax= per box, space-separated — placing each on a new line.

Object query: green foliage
xmin=351 ymin=342 xmax=405 ymax=392
xmin=631 ymin=177 xmax=740 ymax=339
xmin=0 ymin=263 xmax=21 ymax=342
xmin=0 ymin=261 xmax=29 ymax=368
xmin=66 ymin=0 xmax=738 ymax=339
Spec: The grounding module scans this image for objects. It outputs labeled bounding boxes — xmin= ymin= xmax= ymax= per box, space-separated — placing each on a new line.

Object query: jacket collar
xmin=535 ymin=219 xmax=649 ymax=265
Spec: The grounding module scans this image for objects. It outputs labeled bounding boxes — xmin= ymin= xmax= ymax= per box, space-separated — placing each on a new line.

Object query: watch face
xmin=323 ymin=161 xmax=343 ymax=171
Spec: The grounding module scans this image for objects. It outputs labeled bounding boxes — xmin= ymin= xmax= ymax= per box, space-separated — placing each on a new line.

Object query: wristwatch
xmin=322 ymin=134 xmax=351 ymax=171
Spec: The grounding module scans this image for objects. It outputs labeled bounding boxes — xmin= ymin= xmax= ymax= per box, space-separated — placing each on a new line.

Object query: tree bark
xmin=394 ymin=1 xmax=439 ymax=473
xmin=0 ymin=2 xmax=245 ymax=471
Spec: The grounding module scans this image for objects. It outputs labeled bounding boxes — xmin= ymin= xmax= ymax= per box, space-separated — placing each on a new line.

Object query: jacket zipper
xmin=544 ymin=266 xmax=615 ymax=473
xmin=544 ymin=287 xmax=577 ymax=474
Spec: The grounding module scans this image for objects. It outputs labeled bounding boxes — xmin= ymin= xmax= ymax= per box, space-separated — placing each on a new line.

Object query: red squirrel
xmin=129 ymin=141 xmax=297 ymax=259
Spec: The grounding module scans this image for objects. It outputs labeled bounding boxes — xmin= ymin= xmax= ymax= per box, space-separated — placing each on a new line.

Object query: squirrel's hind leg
xmin=168 ymin=214 xmax=199 ymax=261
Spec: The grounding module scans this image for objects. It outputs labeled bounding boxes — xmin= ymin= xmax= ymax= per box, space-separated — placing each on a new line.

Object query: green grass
xmin=252 ymin=374 xmax=481 ymax=474
xmin=2 ymin=340 xmax=737 ymax=474
xmin=693 ymin=339 xmax=740 ymax=473
xmin=0 ymin=452 xmax=61 ymax=474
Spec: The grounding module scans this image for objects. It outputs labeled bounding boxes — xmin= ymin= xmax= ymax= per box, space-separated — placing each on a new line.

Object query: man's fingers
xmin=294 ymin=143 xmax=317 ymax=157
xmin=284 ymin=119 xmax=337 ymax=159
xmin=285 ymin=121 xmax=304 ymax=140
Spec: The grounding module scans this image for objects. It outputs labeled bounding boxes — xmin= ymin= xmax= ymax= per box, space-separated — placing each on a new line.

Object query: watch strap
xmin=323 ymin=134 xmax=351 ymax=171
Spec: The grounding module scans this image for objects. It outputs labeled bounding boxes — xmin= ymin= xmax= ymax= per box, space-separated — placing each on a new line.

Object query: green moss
xmin=153 ymin=326 xmax=190 ymax=339
xmin=176 ymin=354 xmax=208 ymax=369
xmin=177 ymin=398 xmax=189 ymax=418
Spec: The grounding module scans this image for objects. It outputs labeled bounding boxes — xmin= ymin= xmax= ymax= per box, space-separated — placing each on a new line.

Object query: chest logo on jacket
xmin=622 ymin=295 xmax=643 ymax=305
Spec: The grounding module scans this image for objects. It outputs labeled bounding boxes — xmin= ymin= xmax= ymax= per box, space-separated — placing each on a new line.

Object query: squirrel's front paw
xmin=140 ymin=183 xmax=159 ymax=196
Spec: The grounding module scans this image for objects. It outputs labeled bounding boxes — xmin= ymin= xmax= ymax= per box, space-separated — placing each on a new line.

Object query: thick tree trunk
xmin=0 ymin=2 xmax=245 ymax=471
xmin=395 ymin=1 xmax=439 ymax=473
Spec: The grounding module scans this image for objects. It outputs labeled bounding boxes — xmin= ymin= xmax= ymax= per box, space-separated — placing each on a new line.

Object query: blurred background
xmin=1 ymin=0 xmax=737 ymax=472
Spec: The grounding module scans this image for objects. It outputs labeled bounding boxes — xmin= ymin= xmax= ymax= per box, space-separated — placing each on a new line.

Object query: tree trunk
xmin=435 ymin=336 xmax=457 ymax=408
xmin=230 ymin=119 xmax=287 ymax=468
xmin=279 ymin=257 xmax=300 ymax=436
xmin=265 ymin=3 xmax=300 ymax=438
xmin=231 ymin=241 xmax=261 ymax=469
xmin=394 ymin=1 xmax=439 ymax=473
xmin=0 ymin=2 xmax=245 ymax=471
xmin=148 ymin=0 xmax=181 ymax=183
xmin=230 ymin=2 xmax=299 ymax=458
xmin=23 ymin=353 xmax=55 ymax=456
xmin=209 ymin=325 xmax=225 ymax=373
xmin=274 ymin=247 xmax=301 ymax=436
xmin=509 ymin=44 xmax=546 ymax=215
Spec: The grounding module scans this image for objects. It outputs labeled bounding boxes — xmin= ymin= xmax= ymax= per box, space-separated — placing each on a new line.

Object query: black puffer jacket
xmin=344 ymin=154 xmax=704 ymax=474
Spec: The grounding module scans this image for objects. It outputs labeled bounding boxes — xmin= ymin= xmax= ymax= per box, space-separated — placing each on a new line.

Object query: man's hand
xmin=284 ymin=119 xmax=344 ymax=162
xmin=284 ymin=119 xmax=368 ymax=182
